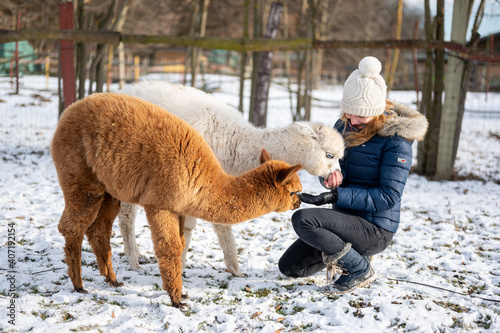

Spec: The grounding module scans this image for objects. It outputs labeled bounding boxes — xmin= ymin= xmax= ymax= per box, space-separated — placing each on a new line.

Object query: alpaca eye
xmin=326 ymin=152 xmax=334 ymax=159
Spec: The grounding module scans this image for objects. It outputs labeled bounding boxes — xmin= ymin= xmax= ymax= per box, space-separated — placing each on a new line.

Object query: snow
xmin=1 ymin=74 xmax=499 ymax=332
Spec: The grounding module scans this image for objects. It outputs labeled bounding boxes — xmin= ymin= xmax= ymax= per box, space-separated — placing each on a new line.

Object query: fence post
xmin=59 ymin=1 xmax=76 ymax=113
xmin=436 ymin=0 xmax=471 ymax=180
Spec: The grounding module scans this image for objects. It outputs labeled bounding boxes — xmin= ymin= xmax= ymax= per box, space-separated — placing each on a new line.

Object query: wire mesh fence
xmin=1 ymin=49 xmax=499 ymax=180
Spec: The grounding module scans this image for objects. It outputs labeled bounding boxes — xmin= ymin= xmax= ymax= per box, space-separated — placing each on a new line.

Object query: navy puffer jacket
xmin=332 ymin=102 xmax=428 ymax=233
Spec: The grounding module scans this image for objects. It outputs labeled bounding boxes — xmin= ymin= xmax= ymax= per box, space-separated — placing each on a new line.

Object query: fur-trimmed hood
xmin=378 ymin=101 xmax=428 ymax=142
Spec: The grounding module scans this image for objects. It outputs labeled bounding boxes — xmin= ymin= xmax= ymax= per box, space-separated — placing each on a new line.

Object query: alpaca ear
xmin=277 ymin=164 xmax=302 ymax=184
xmin=295 ymin=122 xmax=318 ymax=141
xmin=260 ymin=149 xmax=272 ymax=164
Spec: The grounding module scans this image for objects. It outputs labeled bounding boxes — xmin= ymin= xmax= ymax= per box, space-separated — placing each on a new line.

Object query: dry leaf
xmin=275 ymin=329 xmax=285 ymax=333
xmin=111 ymin=310 xmax=115 ymax=318
xmin=277 ymin=317 xmax=285 ymax=322
xmin=250 ymin=311 xmax=262 ymax=319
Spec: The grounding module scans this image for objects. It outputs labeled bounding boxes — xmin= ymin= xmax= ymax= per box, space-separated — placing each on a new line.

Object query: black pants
xmin=279 ymin=208 xmax=394 ymax=278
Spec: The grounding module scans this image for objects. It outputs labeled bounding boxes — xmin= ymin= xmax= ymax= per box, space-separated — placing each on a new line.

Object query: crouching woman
xmin=279 ymin=56 xmax=428 ymax=294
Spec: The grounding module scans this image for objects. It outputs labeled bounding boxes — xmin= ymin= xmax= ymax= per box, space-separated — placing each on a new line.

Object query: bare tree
xmin=416 ymin=0 xmax=445 ymax=177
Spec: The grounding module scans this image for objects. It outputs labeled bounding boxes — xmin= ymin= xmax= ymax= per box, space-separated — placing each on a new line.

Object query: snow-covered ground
xmin=0 ymin=74 xmax=499 ymax=332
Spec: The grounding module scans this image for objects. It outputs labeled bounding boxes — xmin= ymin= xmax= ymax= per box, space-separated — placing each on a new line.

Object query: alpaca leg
xmin=212 ymin=223 xmax=244 ymax=277
xmin=144 ymin=207 xmax=186 ymax=308
xmin=118 ymin=203 xmax=142 ymax=270
xmin=86 ymin=192 xmax=123 ymax=287
xmin=181 ymin=216 xmax=197 ymax=271
xmin=57 ymin=184 xmax=105 ymax=292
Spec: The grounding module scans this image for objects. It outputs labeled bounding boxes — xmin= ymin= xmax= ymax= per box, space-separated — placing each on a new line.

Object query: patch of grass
xmin=282 ymin=283 xmax=296 ymax=291
xmin=433 ymin=300 xmax=470 ymax=313
xmin=450 ymin=316 xmax=473 ymax=329
xmin=29 ymin=285 xmax=40 ymax=294
xmin=389 ymin=318 xmax=407 ymax=330
xmin=92 ymin=295 xmax=108 ymax=305
xmin=70 ymin=325 xmax=101 ymax=332
xmin=31 ymin=310 xmax=50 ymax=320
xmin=242 ymin=286 xmax=272 ymax=298
xmin=109 ymin=300 xmax=126 ymax=309
xmin=325 ymin=293 xmax=340 ymax=301
xmin=353 ymin=309 xmax=364 ymax=318
xmin=475 ymin=314 xmax=492 ymax=329
xmin=348 ymin=299 xmax=372 ymax=308
xmin=198 ymin=320 xmax=213 ymax=330
xmin=62 ymin=311 xmax=75 ymax=322
xmin=402 ymin=293 xmax=424 ymax=301
xmin=290 ymin=305 xmax=305 ymax=314
xmin=184 ymin=307 xmax=197 ymax=317
xmin=467 ymin=284 xmax=487 ymax=294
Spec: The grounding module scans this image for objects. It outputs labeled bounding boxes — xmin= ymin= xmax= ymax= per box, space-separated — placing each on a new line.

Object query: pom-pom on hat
xmin=341 ymin=56 xmax=387 ymax=117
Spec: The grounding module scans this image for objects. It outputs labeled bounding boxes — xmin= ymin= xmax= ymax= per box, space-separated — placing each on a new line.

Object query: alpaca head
xmin=293 ymin=122 xmax=344 ymax=178
xmin=259 ymin=149 xmax=302 ymax=212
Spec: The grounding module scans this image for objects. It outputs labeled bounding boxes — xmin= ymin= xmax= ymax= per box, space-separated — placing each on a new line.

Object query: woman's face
xmin=345 ymin=113 xmax=374 ymax=130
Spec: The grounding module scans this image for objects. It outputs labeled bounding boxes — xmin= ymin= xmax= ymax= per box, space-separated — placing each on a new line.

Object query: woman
xmin=279 ymin=56 xmax=428 ymax=294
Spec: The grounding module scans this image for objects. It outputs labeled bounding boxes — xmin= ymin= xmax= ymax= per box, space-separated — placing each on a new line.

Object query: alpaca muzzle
xmin=291 ymin=192 xmax=301 ymax=209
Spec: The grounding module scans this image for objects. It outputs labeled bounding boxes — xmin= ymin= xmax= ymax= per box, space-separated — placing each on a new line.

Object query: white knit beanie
xmin=341 ymin=56 xmax=387 ymax=117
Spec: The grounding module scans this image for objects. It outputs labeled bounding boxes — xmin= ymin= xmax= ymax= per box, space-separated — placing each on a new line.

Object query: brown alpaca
xmin=51 ymin=93 xmax=302 ymax=308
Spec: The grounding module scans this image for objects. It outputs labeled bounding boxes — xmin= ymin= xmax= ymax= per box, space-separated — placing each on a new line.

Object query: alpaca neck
xmin=258 ymin=126 xmax=304 ymax=166
xmin=185 ymin=165 xmax=276 ymax=225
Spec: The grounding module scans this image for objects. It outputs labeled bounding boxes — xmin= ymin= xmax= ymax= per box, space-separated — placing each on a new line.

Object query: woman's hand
xmin=323 ymin=171 xmax=343 ymax=189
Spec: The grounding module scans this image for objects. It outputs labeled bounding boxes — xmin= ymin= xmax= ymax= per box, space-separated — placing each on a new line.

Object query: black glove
xmin=297 ymin=189 xmax=338 ymax=206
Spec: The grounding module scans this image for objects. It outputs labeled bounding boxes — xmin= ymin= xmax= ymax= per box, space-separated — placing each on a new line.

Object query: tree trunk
xmin=283 ymin=0 xmax=294 ymax=119
xmin=184 ymin=0 xmax=200 ymax=86
xmin=311 ymin=0 xmax=328 ymax=90
xmin=192 ymin=0 xmax=209 ymax=88
xmin=249 ymin=0 xmax=262 ymax=125
xmin=425 ymin=0 xmax=445 ymax=176
xmin=118 ymin=42 xmax=125 ymax=88
xmin=293 ymin=0 xmax=309 ymax=122
xmin=387 ymin=0 xmax=403 ymax=92
xmin=75 ymin=0 xmax=87 ymax=99
xmin=88 ymin=0 xmax=133 ymax=93
xmin=59 ymin=2 xmax=76 ymax=110
xmin=417 ymin=0 xmax=435 ymax=175
xmin=251 ymin=2 xmax=283 ymax=128
xmin=412 ymin=19 xmax=420 ymax=108
xmin=238 ymin=0 xmax=250 ymax=113
xmin=91 ymin=44 xmax=107 ymax=93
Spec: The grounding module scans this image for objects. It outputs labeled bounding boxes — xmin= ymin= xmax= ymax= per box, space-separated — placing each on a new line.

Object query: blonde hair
xmin=341 ymin=100 xmax=395 ymax=148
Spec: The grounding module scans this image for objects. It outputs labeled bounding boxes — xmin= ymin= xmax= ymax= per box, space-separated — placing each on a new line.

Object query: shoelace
xmin=326 ymin=256 xmax=375 ymax=282
xmin=325 ymin=263 xmax=345 ymax=281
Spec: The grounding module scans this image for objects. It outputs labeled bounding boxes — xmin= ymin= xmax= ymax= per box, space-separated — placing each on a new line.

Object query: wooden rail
xmin=0 ymin=29 xmax=498 ymax=62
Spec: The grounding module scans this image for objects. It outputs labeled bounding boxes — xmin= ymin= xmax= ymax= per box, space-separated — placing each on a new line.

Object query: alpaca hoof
xmin=226 ymin=268 xmax=246 ymax=277
xmin=138 ymin=255 xmax=156 ymax=264
xmin=129 ymin=262 xmax=141 ymax=271
xmin=109 ymin=280 xmax=124 ymax=288
xmin=74 ymin=287 xmax=88 ymax=294
xmin=172 ymin=302 xmax=188 ymax=309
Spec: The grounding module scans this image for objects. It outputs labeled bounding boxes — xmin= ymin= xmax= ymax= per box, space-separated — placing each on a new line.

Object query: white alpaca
xmin=118 ymin=81 xmax=344 ymax=276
